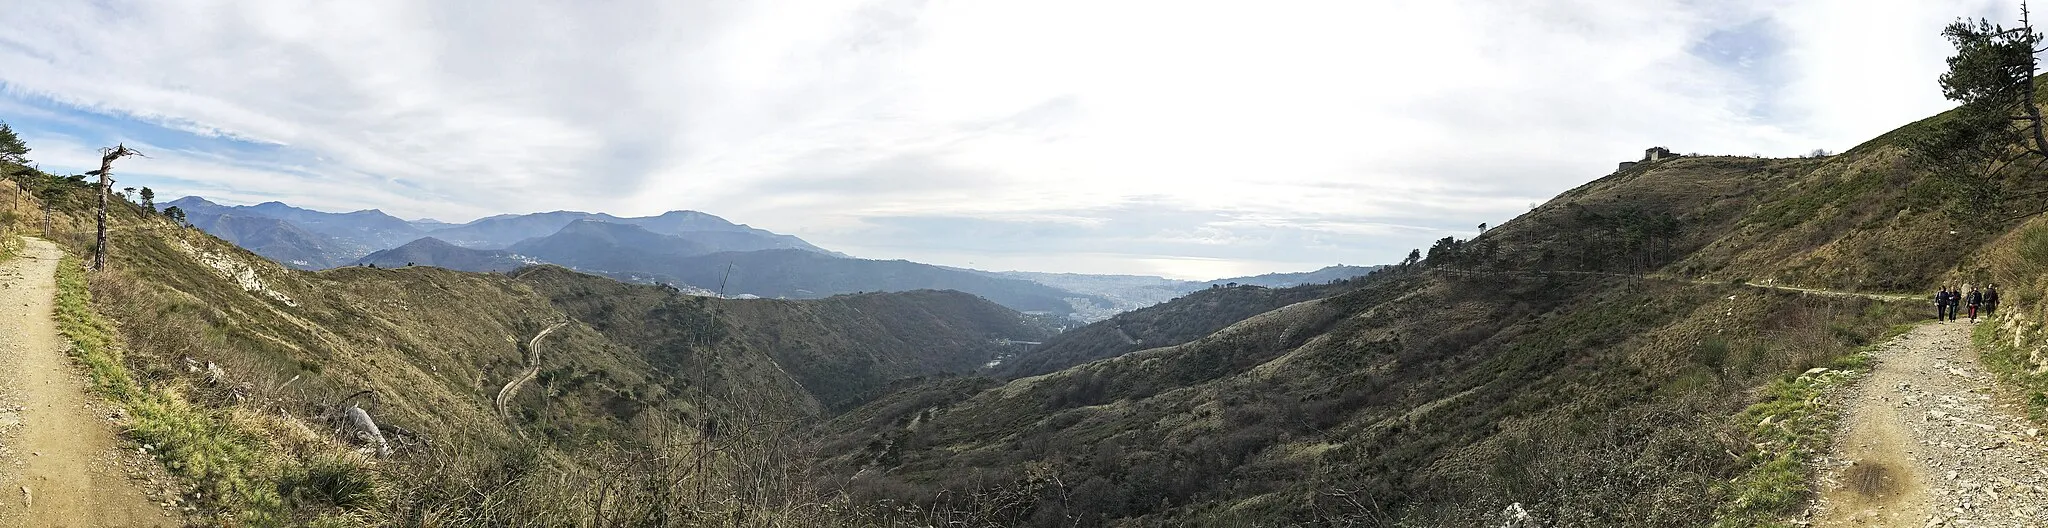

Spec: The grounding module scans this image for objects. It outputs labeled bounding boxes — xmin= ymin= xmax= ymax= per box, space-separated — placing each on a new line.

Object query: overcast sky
xmin=0 ymin=0 xmax=2008 ymax=279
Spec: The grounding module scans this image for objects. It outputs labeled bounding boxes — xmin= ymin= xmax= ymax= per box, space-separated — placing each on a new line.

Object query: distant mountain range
xmin=355 ymin=237 xmax=537 ymax=273
xmin=166 ymin=196 xmax=1382 ymax=320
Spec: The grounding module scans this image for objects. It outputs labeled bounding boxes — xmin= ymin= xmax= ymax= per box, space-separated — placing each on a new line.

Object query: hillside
xmin=166 ymin=196 xmax=424 ymax=260
xmin=995 ymin=280 xmax=1366 ymax=378
xmin=184 ymin=212 xmax=342 ymax=269
xmin=165 ymin=197 xmax=840 ymax=270
xmin=354 ymin=237 xmax=537 ymax=272
xmin=11 ymin=83 xmax=2048 ymax=526
xmin=808 ymin=128 xmax=2037 ymax=525
xmin=503 ymin=219 xmax=710 ymax=269
xmin=656 ymin=249 xmax=1105 ymax=316
xmin=1207 ymin=264 xmax=1384 ymax=288
xmin=423 ymin=211 xmax=631 ymax=249
xmin=0 ymin=173 xmax=1067 ymax=524
xmin=994 ymin=265 xmax=1386 ymax=322
xmin=353 ymin=221 xmax=1107 ymax=316
xmin=425 ymin=209 xmax=833 ymax=254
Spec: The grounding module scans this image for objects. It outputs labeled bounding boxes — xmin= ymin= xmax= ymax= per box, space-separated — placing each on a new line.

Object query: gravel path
xmin=495 ymin=321 xmax=566 ymax=436
xmin=1810 ymin=321 xmax=2048 ymax=527
xmin=0 ymin=237 xmax=181 ymax=526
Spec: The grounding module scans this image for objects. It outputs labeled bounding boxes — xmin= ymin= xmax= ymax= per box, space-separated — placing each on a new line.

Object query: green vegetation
xmin=0 ymin=121 xmax=28 ymax=166
xmin=816 ymin=267 xmax=1915 ymax=525
xmin=0 ymin=129 xmax=1055 ymax=525
xmin=52 ymin=252 xmax=379 ymax=525
xmin=1711 ymin=321 xmax=1909 ymax=527
xmin=1967 ymin=218 xmax=2048 ymax=424
xmin=1 ymin=62 xmax=2042 ymax=526
xmin=1974 ymin=322 xmax=2048 ymax=422
xmin=998 ymin=280 xmax=1359 ymax=378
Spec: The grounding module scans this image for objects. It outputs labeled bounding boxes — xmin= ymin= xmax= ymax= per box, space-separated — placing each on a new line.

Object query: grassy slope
xmin=817 ymin=138 xmax=1998 ymax=525
xmin=996 ymin=281 xmax=1361 ymax=379
xmin=0 ymin=174 xmax=1056 ymax=524
xmin=4 ymin=95 xmax=2038 ymax=526
xmin=1966 ymin=217 xmax=2048 ymax=426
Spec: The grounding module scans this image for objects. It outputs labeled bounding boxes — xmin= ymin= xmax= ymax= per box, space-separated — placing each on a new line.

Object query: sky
xmin=0 ymin=0 xmax=2011 ymax=279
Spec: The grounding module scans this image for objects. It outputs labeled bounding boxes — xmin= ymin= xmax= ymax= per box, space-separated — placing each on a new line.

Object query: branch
xmin=1998 ymin=203 xmax=2048 ymax=223
xmin=1987 ymin=152 xmax=2034 ymax=175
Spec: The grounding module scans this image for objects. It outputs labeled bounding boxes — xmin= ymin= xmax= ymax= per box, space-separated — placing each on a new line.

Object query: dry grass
xmin=56 ymin=252 xmax=382 ymax=526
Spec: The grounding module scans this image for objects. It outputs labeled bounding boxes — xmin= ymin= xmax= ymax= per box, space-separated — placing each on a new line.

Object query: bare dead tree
xmin=89 ymin=144 xmax=144 ymax=271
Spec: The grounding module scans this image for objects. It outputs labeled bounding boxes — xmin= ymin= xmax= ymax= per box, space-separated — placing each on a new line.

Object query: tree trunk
xmin=2026 ymin=2 xmax=2048 ymax=158
xmin=93 ymin=156 xmax=111 ymax=271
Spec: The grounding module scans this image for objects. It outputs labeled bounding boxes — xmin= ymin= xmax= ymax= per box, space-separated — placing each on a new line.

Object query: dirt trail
xmin=495 ymin=321 xmax=567 ymax=432
xmin=0 ymin=238 xmax=177 ymax=527
xmin=1809 ymin=322 xmax=2048 ymax=526
xmin=1429 ymin=268 xmax=1919 ymax=303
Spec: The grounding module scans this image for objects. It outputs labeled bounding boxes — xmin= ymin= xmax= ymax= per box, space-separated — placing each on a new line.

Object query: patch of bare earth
xmin=0 ymin=238 xmax=184 ymax=527
xmin=1809 ymin=322 xmax=2048 ymax=527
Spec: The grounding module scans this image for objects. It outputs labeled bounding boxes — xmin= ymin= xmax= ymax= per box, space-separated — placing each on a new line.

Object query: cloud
xmin=0 ymin=0 xmax=2003 ymax=276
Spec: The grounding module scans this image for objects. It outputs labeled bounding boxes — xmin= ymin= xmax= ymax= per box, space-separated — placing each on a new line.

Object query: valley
xmin=8 ymin=6 xmax=2048 ymax=526
xmin=169 ymin=196 xmax=1377 ymax=322
xmin=1 ymin=113 xmax=2034 ymax=525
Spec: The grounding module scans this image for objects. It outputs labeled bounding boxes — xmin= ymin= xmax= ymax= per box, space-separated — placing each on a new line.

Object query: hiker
xmin=1933 ymin=287 xmax=1947 ymax=321
xmin=1944 ymin=287 xmax=1960 ymax=322
xmin=1986 ymin=284 xmax=2001 ymax=318
xmin=1967 ymin=286 xmax=1983 ymax=322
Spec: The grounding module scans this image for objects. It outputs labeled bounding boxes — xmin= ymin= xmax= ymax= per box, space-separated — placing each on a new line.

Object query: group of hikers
xmin=1934 ymin=284 xmax=1999 ymax=322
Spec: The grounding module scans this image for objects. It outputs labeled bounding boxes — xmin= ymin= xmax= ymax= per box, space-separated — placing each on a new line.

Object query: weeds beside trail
xmin=54 ymin=253 xmax=377 ymax=527
xmin=1712 ymin=341 xmax=1882 ymax=527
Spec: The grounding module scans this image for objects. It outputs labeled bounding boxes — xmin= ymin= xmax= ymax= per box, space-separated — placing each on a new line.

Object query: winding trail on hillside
xmin=1808 ymin=322 xmax=2048 ymax=526
xmin=1428 ymin=268 xmax=1920 ymax=303
xmin=0 ymin=238 xmax=177 ymax=527
xmin=495 ymin=321 xmax=567 ymax=436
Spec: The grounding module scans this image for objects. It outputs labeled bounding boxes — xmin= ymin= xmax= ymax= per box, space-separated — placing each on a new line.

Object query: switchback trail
xmin=0 ymin=238 xmax=177 ymax=527
xmin=495 ymin=321 xmax=567 ymax=435
xmin=1809 ymin=322 xmax=2048 ymax=526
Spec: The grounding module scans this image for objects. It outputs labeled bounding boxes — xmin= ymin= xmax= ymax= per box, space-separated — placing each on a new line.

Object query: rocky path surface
xmin=0 ymin=237 xmax=180 ymax=527
xmin=1810 ymin=322 xmax=2048 ymax=527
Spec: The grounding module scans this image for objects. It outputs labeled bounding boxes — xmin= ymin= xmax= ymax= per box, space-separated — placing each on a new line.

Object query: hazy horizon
xmin=0 ymin=0 xmax=2008 ymax=278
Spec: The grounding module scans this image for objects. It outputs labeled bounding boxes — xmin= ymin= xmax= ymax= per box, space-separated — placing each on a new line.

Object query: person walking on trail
xmin=1986 ymin=285 xmax=2001 ymax=318
xmin=1968 ymin=287 xmax=1983 ymax=322
xmin=1934 ymin=287 xmax=1949 ymax=321
xmin=1945 ymin=287 xmax=1960 ymax=322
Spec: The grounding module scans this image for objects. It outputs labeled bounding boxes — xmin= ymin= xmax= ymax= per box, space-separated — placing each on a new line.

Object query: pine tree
xmin=0 ymin=122 xmax=27 ymax=165
xmin=1910 ymin=2 xmax=2048 ymax=221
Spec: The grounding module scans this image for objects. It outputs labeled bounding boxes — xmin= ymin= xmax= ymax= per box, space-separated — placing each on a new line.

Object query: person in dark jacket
xmin=1945 ymin=287 xmax=1960 ymax=321
xmin=1967 ymin=287 xmax=1983 ymax=322
xmin=1933 ymin=287 xmax=1947 ymax=321
xmin=1986 ymin=285 xmax=2001 ymax=318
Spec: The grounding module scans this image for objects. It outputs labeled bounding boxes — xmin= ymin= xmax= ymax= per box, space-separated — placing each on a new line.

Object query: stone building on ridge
xmin=1617 ymin=146 xmax=1679 ymax=172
